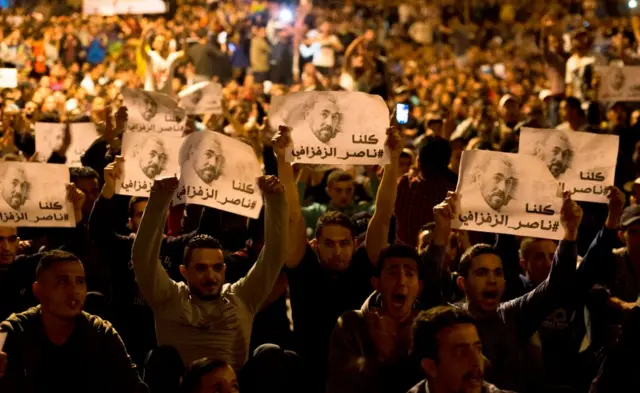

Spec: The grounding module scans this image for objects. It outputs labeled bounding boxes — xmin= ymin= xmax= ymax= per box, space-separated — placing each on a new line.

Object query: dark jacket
xmin=0 ymin=306 xmax=148 ymax=393
xmin=406 ymin=380 xmax=514 ymax=393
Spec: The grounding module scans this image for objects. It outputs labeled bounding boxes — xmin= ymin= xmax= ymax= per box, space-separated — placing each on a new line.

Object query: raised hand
xmin=605 ymin=186 xmax=625 ymax=229
xmin=432 ymin=191 xmax=458 ymax=245
xmin=102 ymin=156 xmax=124 ymax=199
xmin=271 ymin=125 xmax=293 ymax=159
xmin=150 ymin=176 xmax=180 ymax=199
xmin=66 ymin=183 xmax=86 ymax=224
xmin=560 ymin=191 xmax=583 ymax=241
xmin=385 ymin=127 xmax=403 ymax=160
xmin=258 ymin=175 xmax=284 ymax=195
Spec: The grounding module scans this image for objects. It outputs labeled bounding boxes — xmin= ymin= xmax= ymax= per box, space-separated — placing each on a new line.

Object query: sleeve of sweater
xmin=500 ymin=240 xmax=578 ymax=341
xmin=0 ymin=323 xmax=21 ymax=392
xmin=101 ymin=321 xmax=149 ymax=393
xmin=231 ymin=192 xmax=287 ymax=314
xmin=131 ymin=190 xmax=180 ymax=309
xmin=575 ymin=227 xmax=619 ymax=294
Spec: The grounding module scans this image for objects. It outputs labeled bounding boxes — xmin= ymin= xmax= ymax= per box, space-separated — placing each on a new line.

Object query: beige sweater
xmin=131 ymin=190 xmax=287 ymax=368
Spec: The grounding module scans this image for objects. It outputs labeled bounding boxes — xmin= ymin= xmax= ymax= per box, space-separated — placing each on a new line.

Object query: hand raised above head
xmin=258 ymin=175 xmax=284 ymax=195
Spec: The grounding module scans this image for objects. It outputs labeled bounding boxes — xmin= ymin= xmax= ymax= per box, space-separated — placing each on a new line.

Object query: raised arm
xmin=365 ymin=127 xmax=402 ymax=266
xmin=131 ymin=177 xmax=181 ymax=309
xmin=232 ymin=176 xmax=288 ymax=313
xmin=138 ymin=25 xmax=153 ymax=64
xmin=272 ymin=126 xmax=307 ymax=269
xmin=501 ymin=192 xmax=583 ymax=340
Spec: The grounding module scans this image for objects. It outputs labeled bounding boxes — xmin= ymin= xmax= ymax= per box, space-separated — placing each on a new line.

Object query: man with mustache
xmin=191 ymin=133 xmax=225 ymax=184
xmin=138 ymin=136 xmax=168 ymax=180
xmin=0 ymin=250 xmax=147 ymax=392
xmin=476 ymin=157 xmax=516 ymax=212
xmin=535 ymin=131 xmax=574 ymax=179
xmin=1 ymin=166 xmax=30 ymax=210
xmin=408 ymin=306 xmax=514 ymax=393
xmin=303 ymin=93 xmax=342 ymax=144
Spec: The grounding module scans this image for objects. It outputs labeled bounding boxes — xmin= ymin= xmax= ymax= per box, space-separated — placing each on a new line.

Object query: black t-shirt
xmin=287 ymin=244 xmax=374 ymax=383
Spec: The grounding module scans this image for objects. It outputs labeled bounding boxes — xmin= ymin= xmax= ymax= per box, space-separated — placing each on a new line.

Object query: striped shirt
xmin=132 ymin=191 xmax=288 ymax=368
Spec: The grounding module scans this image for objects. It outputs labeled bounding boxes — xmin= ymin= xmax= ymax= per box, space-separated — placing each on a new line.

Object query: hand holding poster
xmin=116 ymin=131 xmax=183 ymax=197
xmin=178 ymin=82 xmax=223 ymax=115
xmin=174 ymin=131 xmax=263 ymax=219
xmin=0 ymin=68 xmax=18 ymax=88
xmin=519 ymin=128 xmax=618 ymax=203
xmin=268 ymin=91 xmax=390 ymax=165
xmin=35 ymin=122 xmax=99 ymax=167
xmin=596 ymin=66 xmax=640 ymax=102
xmin=452 ymin=150 xmax=564 ymax=240
xmin=122 ymin=87 xmax=187 ymax=133
xmin=0 ymin=162 xmax=75 ymax=227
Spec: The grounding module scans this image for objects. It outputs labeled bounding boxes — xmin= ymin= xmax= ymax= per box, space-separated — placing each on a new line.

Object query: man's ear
xmin=32 ymin=281 xmax=41 ymax=301
xmin=179 ymin=264 xmax=188 ymax=282
xmin=456 ymin=275 xmax=466 ymax=294
xmin=519 ymin=258 xmax=527 ymax=273
xmin=618 ymin=230 xmax=625 ymax=244
xmin=421 ymin=358 xmax=437 ymax=379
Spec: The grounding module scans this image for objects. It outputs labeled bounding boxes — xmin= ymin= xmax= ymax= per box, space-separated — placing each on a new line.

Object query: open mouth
xmin=390 ymin=293 xmax=408 ymax=308
xmin=482 ymin=290 xmax=500 ymax=301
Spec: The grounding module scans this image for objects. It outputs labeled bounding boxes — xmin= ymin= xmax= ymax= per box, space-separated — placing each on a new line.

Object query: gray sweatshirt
xmin=131 ymin=190 xmax=288 ymax=368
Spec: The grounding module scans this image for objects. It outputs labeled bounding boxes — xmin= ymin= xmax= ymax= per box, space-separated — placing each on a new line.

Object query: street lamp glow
xmin=630 ymin=0 xmax=638 ymax=9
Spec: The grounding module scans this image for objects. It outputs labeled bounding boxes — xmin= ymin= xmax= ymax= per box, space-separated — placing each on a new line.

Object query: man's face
xmin=182 ymin=248 xmax=226 ymax=300
xmin=463 ymin=253 xmax=505 ymax=313
xmin=429 ymin=323 xmax=484 ymax=393
xmin=501 ymin=100 xmax=520 ymax=125
xmin=42 ymin=95 xmax=57 ymax=113
xmin=612 ymin=70 xmax=625 ymax=91
xmin=0 ymin=227 xmax=18 ymax=265
xmin=316 ymin=224 xmax=354 ymax=271
xmin=197 ymin=364 xmax=239 ymax=393
xmin=139 ymin=139 xmax=167 ymax=179
xmin=74 ymin=176 xmax=100 ymax=218
xmin=50 ymin=127 xmax=66 ymax=152
xmin=36 ymin=260 xmax=87 ymax=320
xmin=543 ymin=133 xmax=572 ymax=178
xmin=141 ymin=95 xmax=157 ymax=121
xmin=374 ymin=257 xmax=421 ymax=322
xmin=326 ymin=180 xmax=354 ymax=208
xmin=194 ymin=138 xmax=224 ymax=184
xmin=623 ymin=224 xmax=640 ymax=261
xmin=129 ymin=200 xmax=148 ymax=233
xmin=399 ymin=155 xmax=413 ymax=176
xmin=152 ymin=34 xmax=166 ymax=52
xmin=479 ymin=160 xmax=515 ymax=211
xmin=417 ymin=229 xmax=434 ymax=256
xmin=521 ymin=239 xmax=556 ymax=287
xmin=2 ymin=167 xmax=29 ymax=210
xmin=309 ymin=101 xmax=342 ymax=143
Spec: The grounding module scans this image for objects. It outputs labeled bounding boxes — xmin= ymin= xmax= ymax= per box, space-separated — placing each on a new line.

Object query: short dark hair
xmin=128 ymin=197 xmax=149 ymax=218
xmin=327 ymin=170 xmax=354 ymax=187
xmin=183 ymin=234 xmax=223 ymax=267
xmin=458 ymin=244 xmax=500 ymax=278
xmin=69 ymin=166 xmax=100 ymax=183
xmin=36 ymin=250 xmax=82 ymax=279
xmin=419 ymin=222 xmax=436 ymax=233
xmin=181 ymin=358 xmax=232 ymax=393
xmin=519 ymin=237 xmax=558 ymax=261
xmin=375 ymin=244 xmax=423 ymax=279
xmin=315 ymin=211 xmax=356 ymax=240
xmin=564 ymin=97 xmax=584 ymax=116
xmin=412 ymin=306 xmax=478 ymax=361
xmin=418 ymin=135 xmax=452 ymax=173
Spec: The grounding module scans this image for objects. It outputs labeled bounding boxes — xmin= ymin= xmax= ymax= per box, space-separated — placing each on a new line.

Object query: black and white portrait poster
xmin=174 ymin=131 xmax=263 ymax=219
xmin=116 ymin=131 xmax=183 ymax=197
xmin=0 ymin=162 xmax=75 ymax=227
xmin=596 ymin=66 xmax=640 ymax=102
xmin=122 ymin=87 xmax=187 ymax=133
xmin=178 ymin=81 xmax=223 ymax=115
xmin=35 ymin=122 xmax=99 ymax=167
xmin=519 ymin=128 xmax=619 ymax=203
xmin=452 ymin=150 xmax=564 ymax=240
xmin=268 ymin=91 xmax=390 ymax=165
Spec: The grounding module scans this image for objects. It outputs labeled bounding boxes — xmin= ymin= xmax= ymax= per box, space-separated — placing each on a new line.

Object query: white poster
xmin=268 ymin=91 xmax=390 ymax=165
xmin=174 ymin=131 xmax=263 ymax=219
xmin=122 ymin=87 xmax=187 ymax=133
xmin=116 ymin=131 xmax=183 ymax=197
xmin=519 ymin=128 xmax=619 ymax=203
xmin=178 ymin=82 xmax=223 ymax=115
xmin=596 ymin=66 xmax=640 ymax=102
xmin=83 ymin=0 xmax=166 ymax=15
xmin=0 ymin=162 xmax=75 ymax=227
xmin=0 ymin=68 xmax=17 ymax=88
xmin=452 ymin=150 xmax=564 ymax=240
xmin=35 ymin=122 xmax=99 ymax=167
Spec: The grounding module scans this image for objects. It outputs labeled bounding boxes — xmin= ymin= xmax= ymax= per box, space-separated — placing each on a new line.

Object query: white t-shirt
xmin=565 ymin=54 xmax=595 ymax=102
xmin=300 ymin=31 xmax=341 ymax=69
xmin=144 ymin=50 xmax=183 ymax=92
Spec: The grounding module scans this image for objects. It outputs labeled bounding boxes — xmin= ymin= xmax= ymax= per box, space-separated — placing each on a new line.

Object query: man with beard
xmin=138 ymin=136 xmax=168 ymax=179
xmin=407 ymin=306 xmax=514 ymax=393
xmin=190 ymin=133 xmax=225 ymax=184
xmin=271 ymin=125 xmax=403 ymax=391
xmin=535 ymin=131 xmax=574 ymax=179
xmin=437 ymin=191 xmax=584 ymax=392
xmin=1 ymin=165 xmax=29 ymax=210
xmin=302 ymin=93 xmax=343 ymax=144
xmin=130 ymin=175 xmax=287 ymax=368
xmin=0 ymin=250 xmax=147 ymax=392
xmin=475 ymin=157 xmax=517 ymax=212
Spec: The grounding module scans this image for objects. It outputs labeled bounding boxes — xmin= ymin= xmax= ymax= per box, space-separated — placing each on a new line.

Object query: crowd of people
xmin=1 ymin=0 xmax=640 ymax=392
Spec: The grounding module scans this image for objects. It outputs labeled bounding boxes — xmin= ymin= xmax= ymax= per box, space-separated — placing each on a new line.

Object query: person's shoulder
xmin=483 ymin=380 xmax=516 ymax=393
xmin=1 ymin=306 xmax=41 ymax=333
xmin=405 ymin=379 xmax=427 ymax=393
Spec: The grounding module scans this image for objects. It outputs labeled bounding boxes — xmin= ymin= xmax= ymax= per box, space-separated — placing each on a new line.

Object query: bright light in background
xmin=279 ymin=8 xmax=294 ymax=23
xmin=630 ymin=0 xmax=638 ymax=9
